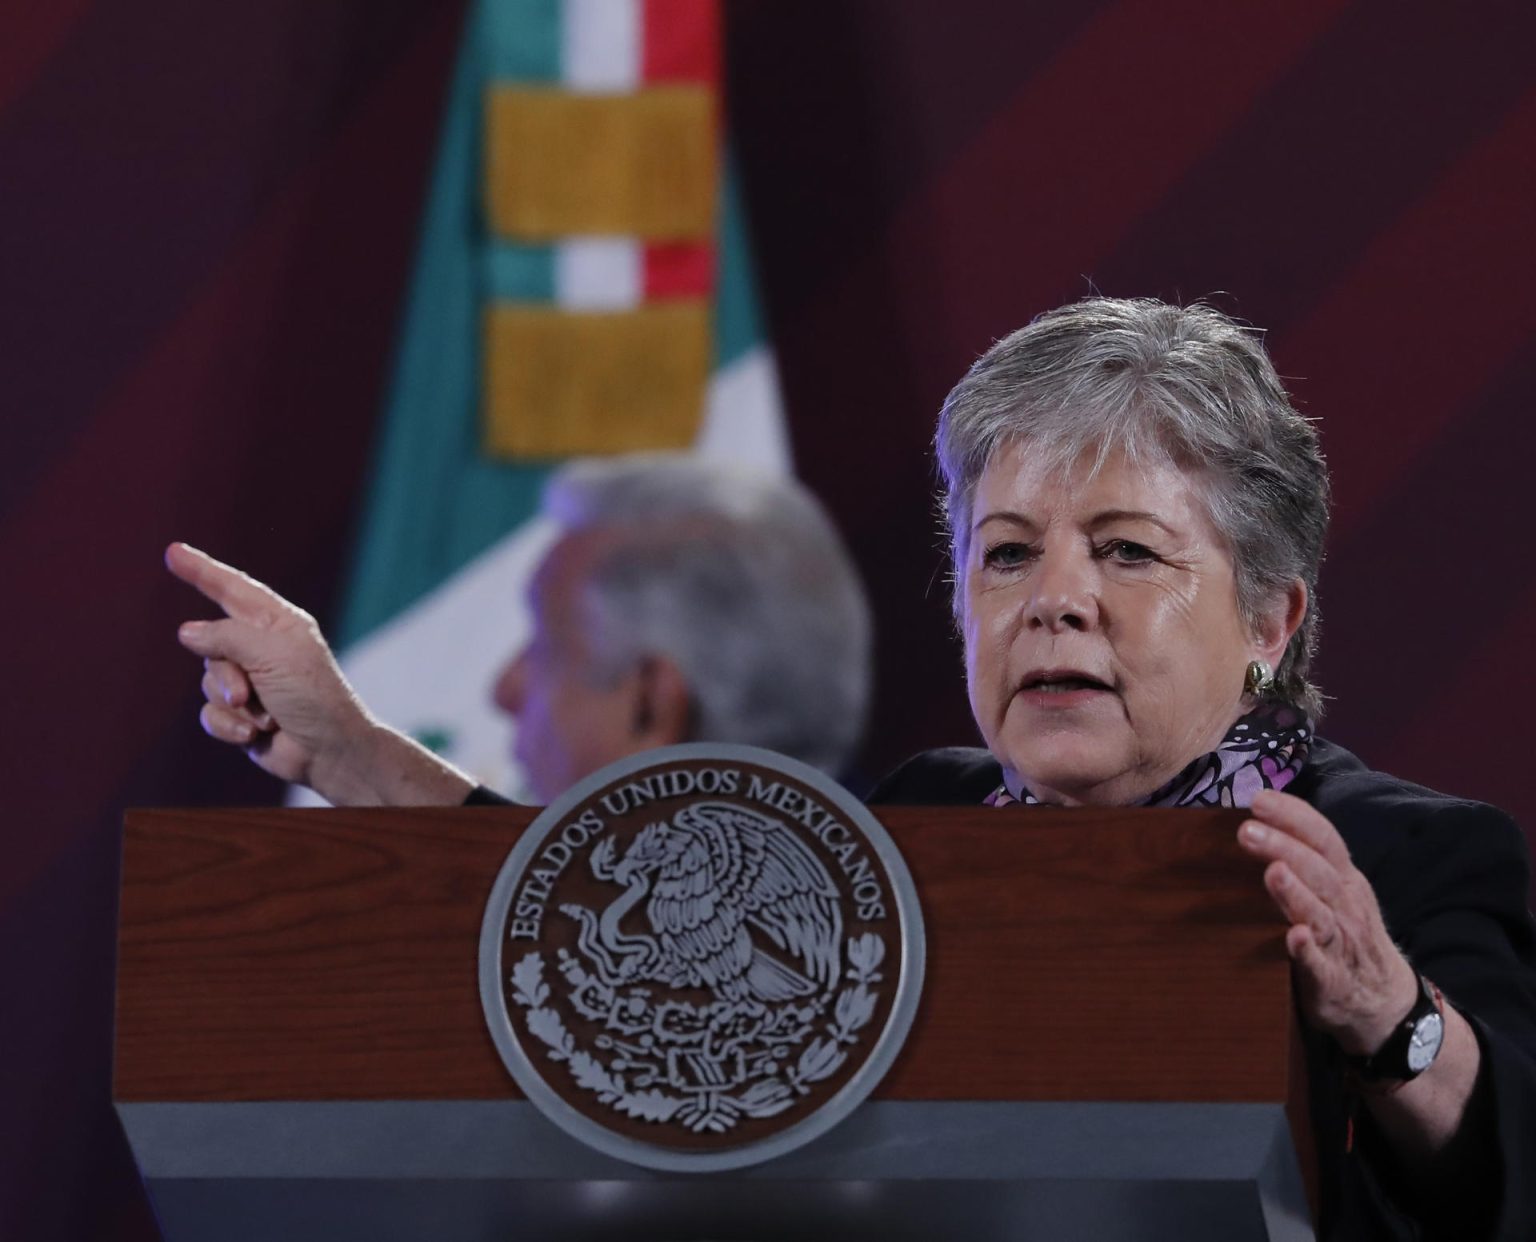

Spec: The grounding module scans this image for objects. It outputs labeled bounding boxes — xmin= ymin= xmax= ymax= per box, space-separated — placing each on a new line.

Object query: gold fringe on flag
xmin=483 ymin=301 xmax=711 ymax=458
xmin=485 ymin=86 xmax=716 ymax=241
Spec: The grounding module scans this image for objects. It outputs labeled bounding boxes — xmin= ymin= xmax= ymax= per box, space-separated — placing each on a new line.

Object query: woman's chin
xmin=995 ymin=730 xmax=1136 ymax=805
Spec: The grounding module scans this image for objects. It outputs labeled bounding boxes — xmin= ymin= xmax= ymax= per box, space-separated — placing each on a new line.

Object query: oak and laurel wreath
xmin=509 ymin=932 xmax=887 ymax=1133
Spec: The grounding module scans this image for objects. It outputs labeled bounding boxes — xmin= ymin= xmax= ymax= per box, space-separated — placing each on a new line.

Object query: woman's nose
xmin=1026 ymin=549 xmax=1099 ymax=632
xmin=493 ymin=649 xmax=531 ymax=715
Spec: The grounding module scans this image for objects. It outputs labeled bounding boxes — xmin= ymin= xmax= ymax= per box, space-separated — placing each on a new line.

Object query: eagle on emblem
xmin=562 ymin=801 xmax=843 ymax=1004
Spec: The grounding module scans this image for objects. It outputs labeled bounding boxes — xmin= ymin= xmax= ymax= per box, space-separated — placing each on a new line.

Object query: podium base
xmin=119 ymin=1099 xmax=1313 ymax=1240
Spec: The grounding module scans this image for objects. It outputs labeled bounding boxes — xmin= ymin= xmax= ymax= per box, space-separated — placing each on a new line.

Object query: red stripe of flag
xmin=643 ymin=241 xmax=714 ymax=300
xmin=641 ymin=0 xmax=718 ymax=301
xmin=642 ymin=0 xmax=719 ymax=85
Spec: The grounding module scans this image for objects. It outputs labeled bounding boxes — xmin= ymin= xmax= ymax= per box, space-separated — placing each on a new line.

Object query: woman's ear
xmin=1254 ymin=579 xmax=1308 ymax=668
xmin=630 ymin=655 xmax=694 ymax=747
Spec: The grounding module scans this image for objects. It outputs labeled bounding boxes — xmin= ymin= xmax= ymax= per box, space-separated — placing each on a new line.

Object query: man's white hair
xmin=541 ymin=453 xmax=872 ymax=776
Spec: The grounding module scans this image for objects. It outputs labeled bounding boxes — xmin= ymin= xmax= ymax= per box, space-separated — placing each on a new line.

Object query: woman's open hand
xmin=1238 ymin=788 xmax=1418 ymax=1056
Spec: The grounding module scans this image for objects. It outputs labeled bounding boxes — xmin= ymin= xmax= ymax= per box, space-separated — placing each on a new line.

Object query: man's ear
xmin=630 ymin=655 xmax=694 ymax=747
xmin=1254 ymin=579 xmax=1308 ymax=668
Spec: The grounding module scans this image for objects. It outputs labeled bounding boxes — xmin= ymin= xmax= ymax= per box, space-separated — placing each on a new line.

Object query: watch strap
xmin=1343 ymin=974 xmax=1444 ymax=1084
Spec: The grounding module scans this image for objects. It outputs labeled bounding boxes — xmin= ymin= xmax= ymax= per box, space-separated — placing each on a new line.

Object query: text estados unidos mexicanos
xmin=507 ymin=767 xmax=889 ymax=939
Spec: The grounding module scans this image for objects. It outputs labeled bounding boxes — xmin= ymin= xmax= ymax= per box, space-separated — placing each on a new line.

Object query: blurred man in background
xmin=168 ymin=453 xmax=872 ymax=805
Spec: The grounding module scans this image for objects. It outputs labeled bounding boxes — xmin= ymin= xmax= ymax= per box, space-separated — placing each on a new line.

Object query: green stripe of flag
xmin=482 ymin=0 xmax=562 ymax=81
xmin=713 ymin=154 xmax=765 ymax=370
xmin=338 ymin=0 xmax=556 ymax=646
xmin=483 ymin=241 xmax=555 ymax=301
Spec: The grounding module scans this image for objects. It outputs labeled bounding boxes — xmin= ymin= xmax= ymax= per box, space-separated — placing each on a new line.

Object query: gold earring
xmin=1244 ymin=659 xmax=1275 ymax=696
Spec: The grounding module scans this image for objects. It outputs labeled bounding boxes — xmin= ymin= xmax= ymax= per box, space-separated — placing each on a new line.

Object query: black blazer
xmin=868 ymin=738 xmax=1536 ymax=1241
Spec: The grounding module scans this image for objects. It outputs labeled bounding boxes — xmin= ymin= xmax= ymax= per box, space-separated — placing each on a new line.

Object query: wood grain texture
xmin=116 ymin=806 xmax=1295 ymax=1106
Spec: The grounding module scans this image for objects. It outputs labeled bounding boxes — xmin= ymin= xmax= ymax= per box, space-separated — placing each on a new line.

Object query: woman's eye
xmin=982 ymin=541 xmax=1034 ymax=569
xmin=1100 ymin=539 xmax=1156 ymax=564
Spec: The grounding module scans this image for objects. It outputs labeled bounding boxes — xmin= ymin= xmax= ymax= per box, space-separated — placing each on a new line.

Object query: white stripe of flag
xmin=562 ymin=0 xmax=641 ymax=92
xmin=555 ymin=236 xmax=643 ymax=309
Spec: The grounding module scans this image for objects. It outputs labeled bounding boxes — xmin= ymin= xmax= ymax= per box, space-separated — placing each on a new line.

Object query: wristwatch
xmin=1344 ymin=974 xmax=1445 ymax=1084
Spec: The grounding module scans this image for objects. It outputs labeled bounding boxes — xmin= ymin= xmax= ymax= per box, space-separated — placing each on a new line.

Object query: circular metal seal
xmin=479 ymin=743 xmax=925 ymax=1172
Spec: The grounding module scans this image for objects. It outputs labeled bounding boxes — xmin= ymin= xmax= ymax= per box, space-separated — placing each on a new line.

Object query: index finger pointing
xmin=1249 ymin=788 xmax=1352 ymax=869
xmin=164 ymin=543 xmax=285 ymax=620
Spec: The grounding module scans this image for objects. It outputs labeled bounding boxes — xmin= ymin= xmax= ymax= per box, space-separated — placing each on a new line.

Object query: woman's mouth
xmin=1017 ymin=670 xmax=1113 ymax=705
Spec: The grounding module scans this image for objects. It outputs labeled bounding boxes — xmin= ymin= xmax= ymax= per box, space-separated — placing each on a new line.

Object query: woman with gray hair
xmin=870 ymin=297 xmax=1536 ymax=1239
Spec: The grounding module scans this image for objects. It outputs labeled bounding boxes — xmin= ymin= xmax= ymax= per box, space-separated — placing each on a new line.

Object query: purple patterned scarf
xmin=985 ymin=701 xmax=1313 ymax=809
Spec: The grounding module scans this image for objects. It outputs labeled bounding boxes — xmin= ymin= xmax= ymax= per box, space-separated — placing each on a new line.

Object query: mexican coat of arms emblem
xmin=479 ymin=743 xmax=925 ymax=1171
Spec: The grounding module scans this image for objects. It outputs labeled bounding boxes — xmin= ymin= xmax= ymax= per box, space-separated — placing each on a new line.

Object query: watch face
xmin=1407 ymin=1011 xmax=1445 ymax=1074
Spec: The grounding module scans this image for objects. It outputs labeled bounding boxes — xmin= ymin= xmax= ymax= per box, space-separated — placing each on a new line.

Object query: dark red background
xmin=2 ymin=2 xmax=1533 ymax=1236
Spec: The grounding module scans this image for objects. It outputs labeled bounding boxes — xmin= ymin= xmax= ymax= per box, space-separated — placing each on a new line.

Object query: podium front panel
xmin=117 ymin=806 xmax=1312 ymax=1240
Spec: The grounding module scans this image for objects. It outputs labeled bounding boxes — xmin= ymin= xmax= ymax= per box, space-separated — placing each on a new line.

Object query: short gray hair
xmin=542 ymin=453 xmax=872 ymax=774
xmin=936 ymin=297 xmax=1329 ymax=717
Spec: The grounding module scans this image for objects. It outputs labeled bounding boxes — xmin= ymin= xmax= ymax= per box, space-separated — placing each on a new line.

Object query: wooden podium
xmin=116 ymin=805 xmax=1316 ymax=1240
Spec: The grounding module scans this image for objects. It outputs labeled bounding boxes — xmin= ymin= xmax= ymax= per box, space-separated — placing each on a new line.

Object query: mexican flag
xmin=297 ymin=0 xmax=787 ymax=803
